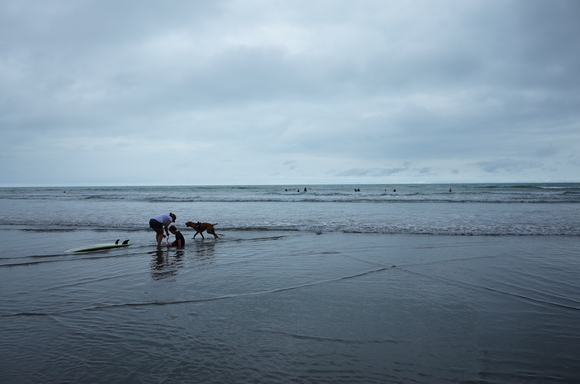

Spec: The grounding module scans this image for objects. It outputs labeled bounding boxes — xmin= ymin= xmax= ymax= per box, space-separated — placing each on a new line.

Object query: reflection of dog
xmin=186 ymin=221 xmax=223 ymax=239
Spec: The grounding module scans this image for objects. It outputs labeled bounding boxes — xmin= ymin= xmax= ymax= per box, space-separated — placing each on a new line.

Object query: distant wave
xmin=2 ymin=183 xmax=580 ymax=203
xmin=2 ymin=195 xmax=580 ymax=204
xmin=4 ymin=196 xmax=578 ymax=204
xmin=11 ymin=224 xmax=580 ymax=237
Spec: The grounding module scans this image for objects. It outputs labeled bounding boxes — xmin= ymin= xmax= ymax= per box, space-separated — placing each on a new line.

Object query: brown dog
xmin=185 ymin=221 xmax=223 ymax=239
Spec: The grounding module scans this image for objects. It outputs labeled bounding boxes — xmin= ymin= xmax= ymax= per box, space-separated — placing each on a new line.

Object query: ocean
xmin=1 ymin=183 xmax=579 ymax=383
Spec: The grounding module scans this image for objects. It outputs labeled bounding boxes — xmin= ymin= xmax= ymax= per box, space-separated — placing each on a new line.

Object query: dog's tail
xmin=212 ymin=223 xmax=218 ymax=226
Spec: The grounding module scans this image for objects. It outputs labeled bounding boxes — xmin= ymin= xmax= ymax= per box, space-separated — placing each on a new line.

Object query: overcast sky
xmin=1 ymin=0 xmax=579 ymax=186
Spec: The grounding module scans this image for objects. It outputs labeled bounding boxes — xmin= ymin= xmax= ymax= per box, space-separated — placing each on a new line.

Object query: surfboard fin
xmin=122 ymin=239 xmax=129 ymax=245
xmin=115 ymin=239 xmax=120 ymax=244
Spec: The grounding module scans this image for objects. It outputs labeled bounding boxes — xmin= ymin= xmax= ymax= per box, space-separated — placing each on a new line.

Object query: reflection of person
xmin=149 ymin=213 xmax=176 ymax=246
xmin=167 ymin=225 xmax=185 ymax=247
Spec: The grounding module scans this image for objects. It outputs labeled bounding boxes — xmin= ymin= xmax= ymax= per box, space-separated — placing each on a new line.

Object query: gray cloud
xmin=334 ymin=167 xmax=407 ymax=177
xmin=1 ymin=0 xmax=579 ymax=185
xmin=474 ymin=159 xmax=543 ymax=174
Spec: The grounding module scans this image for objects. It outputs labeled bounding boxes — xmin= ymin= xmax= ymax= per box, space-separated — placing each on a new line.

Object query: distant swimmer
xmin=149 ymin=213 xmax=176 ymax=246
xmin=449 ymin=188 xmax=452 ymax=193
xmin=393 ymin=189 xmax=396 ymax=192
xmin=304 ymin=188 xmax=307 ymax=192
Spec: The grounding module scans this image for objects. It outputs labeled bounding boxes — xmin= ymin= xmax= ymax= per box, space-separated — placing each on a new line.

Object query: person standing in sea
xmin=149 ymin=213 xmax=176 ymax=246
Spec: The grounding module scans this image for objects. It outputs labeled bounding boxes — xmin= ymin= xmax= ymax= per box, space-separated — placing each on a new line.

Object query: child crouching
xmin=167 ymin=225 xmax=185 ymax=247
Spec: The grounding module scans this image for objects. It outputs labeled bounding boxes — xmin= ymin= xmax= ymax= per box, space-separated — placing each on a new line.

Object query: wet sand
xmin=1 ymin=228 xmax=579 ymax=383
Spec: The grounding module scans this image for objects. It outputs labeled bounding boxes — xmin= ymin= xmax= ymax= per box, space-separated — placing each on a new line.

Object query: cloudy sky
xmin=1 ymin=0 xmax=579 ymax=186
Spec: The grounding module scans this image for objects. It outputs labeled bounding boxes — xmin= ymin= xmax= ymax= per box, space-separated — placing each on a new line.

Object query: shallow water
xmin=1 ymin=184 xmax=580 ymax=383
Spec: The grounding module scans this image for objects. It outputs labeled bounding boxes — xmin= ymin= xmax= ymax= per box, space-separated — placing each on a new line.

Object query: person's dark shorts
xmin=149 ymin=218 xmax=163 ymax=230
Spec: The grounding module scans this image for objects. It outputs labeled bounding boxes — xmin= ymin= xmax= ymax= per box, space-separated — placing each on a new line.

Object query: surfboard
xmin=66 ymin=243 xmax=130 ymax=253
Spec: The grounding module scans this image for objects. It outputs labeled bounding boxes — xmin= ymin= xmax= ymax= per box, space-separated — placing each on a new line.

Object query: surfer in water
xmin=149 ymin=213 xmax=176 ymax=246
xmin=166 ymin=225 xmax=185 ymax=247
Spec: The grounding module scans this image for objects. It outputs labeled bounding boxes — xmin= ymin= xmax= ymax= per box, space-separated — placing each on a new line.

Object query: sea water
xmin=1 ymin=183 xmax=579 ymax=383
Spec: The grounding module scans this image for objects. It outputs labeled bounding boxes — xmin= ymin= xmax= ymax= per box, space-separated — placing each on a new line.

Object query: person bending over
xmin=149 ymin=213 xmax=176 ymax=246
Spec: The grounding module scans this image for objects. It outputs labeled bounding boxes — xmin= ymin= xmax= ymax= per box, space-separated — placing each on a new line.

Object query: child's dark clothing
xmin=171 ymin=231 xmax=185 ymax=247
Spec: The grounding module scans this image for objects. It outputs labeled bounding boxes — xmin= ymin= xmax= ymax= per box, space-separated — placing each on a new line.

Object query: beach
xmin=1 ymin=184 xmax=579 ymax=383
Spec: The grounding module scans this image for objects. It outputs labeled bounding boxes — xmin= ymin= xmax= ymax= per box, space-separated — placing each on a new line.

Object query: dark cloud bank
xmin=1 ymin=0 xmax=579 ymax=185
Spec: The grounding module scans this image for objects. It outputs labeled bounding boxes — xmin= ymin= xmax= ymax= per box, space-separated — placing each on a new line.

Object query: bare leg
xmin=154 ymin=228 xmax=164 ymax=246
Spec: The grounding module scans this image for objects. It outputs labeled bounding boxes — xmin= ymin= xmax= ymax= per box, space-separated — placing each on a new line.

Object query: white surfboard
xmin=66 ymin=242 xmax=130 ymax=252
